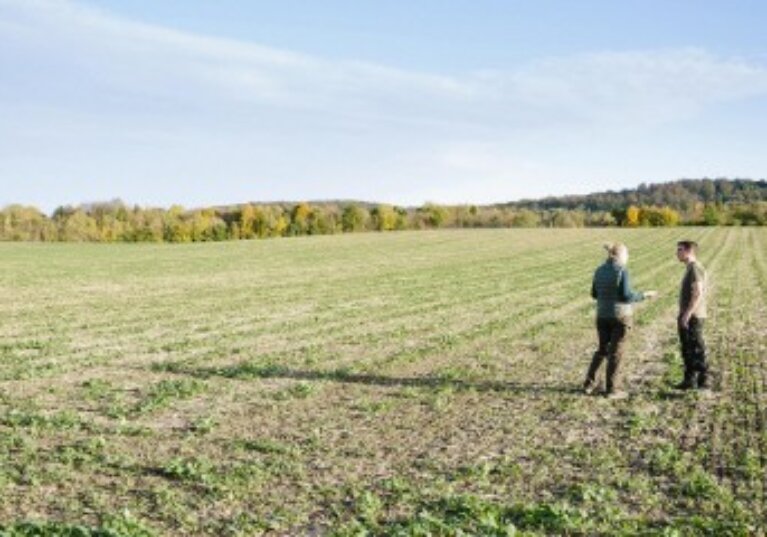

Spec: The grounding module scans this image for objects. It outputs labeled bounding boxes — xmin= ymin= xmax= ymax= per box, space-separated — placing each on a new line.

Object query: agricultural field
xmin=0 ymin=228 xmax=766 ymax=536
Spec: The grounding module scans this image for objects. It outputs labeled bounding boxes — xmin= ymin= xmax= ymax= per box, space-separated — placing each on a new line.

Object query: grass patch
xmin=132 ymin=379 xmax=208 ymax=415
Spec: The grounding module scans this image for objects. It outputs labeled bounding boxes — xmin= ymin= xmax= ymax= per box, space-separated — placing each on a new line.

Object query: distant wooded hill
xmin=502 ymin=178 xmax=767 ymax=211
xmin=1 ymin=179 xmax=765 ymax=242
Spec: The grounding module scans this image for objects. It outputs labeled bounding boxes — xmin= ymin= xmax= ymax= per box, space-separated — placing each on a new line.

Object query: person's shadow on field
xmin=166 ymin=362 xmax=579 ymax=396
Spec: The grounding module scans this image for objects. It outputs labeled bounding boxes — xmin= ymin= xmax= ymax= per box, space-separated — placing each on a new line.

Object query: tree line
xmin=1 ymin=180 xmax=765 ymax=242
xmin=506 ymin=178 xmax=767 ymax=212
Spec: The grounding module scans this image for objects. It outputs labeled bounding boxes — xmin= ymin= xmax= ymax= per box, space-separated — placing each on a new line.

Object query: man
xmin=676 ymin=240 xmax=709 ymax=390
xmin=584 ymin=243 xmax=657 ymax=399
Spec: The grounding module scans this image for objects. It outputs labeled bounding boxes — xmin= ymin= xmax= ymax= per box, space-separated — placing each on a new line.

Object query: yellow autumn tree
xmin=625 ymin=205 xmax=641 ymax=227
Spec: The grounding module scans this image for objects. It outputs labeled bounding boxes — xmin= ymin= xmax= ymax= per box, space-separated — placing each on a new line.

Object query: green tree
xmin=289 ymin=203 xmax=313 ymax=235
xmin=0 ymin=205 xmax=52 ymax=241
xmin=189 ymin=209 xmax=226 ymax=241
xmin=512 ymin=209 xmax=541 ymax=228
xmin=125 ymin=207 xmax=164 ymax=242
xmin=341 ymin=205 xmax=368 ymax=232
xmin=56 ymin=208 xmax=100 ymax=241
xmin=163 ymin=205 xmax=191 ymax=242
xmin=418 ymin=203 xmax=449 ymax=228
xmin=702 ymin=204 xmax=724 ymax=226
xmin=552 ymin=210 xmax=585 ymax=228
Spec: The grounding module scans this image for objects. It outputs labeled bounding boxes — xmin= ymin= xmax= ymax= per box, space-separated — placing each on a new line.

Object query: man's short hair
xmin=677 ymin=240 xmax=698 ymax=253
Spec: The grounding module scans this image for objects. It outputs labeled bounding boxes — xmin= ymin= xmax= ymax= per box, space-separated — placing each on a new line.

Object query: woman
xmin=583 ymin=243 xmax=657 ymax=399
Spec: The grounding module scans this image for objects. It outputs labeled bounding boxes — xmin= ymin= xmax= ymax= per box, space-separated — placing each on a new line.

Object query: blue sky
xmin=1 ymin=0 xmax=766 ymax=212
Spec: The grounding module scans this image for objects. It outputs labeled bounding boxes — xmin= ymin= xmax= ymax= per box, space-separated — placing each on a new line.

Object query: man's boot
xmin=697 ymin=368 xmax=710 ymax=390
xmin=675 ymin=370 xmax=695 ymax=390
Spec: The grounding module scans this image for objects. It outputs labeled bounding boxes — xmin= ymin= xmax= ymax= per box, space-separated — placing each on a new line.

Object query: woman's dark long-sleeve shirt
xmin=591 ymin=260 xmax=645 ymax=319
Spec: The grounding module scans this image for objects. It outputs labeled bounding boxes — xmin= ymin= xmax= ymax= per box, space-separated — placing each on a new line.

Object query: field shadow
xmin=155 ymin=361 xmax=579 ymax=396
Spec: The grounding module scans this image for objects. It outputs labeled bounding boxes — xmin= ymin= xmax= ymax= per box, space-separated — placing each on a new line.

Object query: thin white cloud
xmin=1 ymin=0 xmax=766 ymax=208
xmin=0 ymin=0 xmax=474 ymax=118
xmin=493 ymin=49 xmax=767 ymax=125
xmin=4 ymin=0 xmax=766 ymax=127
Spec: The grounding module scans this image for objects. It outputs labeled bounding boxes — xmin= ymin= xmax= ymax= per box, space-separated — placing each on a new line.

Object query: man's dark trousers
xmin=678 ymin=316 xmax=707 ymax=386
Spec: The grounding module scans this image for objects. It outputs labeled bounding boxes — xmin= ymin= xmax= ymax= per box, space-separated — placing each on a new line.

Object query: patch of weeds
xmin=436 ymin=333 xmax=460 ymax=349
xmin=453 ymin=460 xmax=499 ymax=484
xmin=0 ymin=522 xmax=108 ymax=536
xmin=222 ymin=456 xmax=304 ymax=490
xmin=143 ymin=485 xmax=186 ymax=523
xmin=571 ymin=483 xmax=617 ymax=504
xmin=114 ymin=422 xmax=153 ymax=437
xmin=223 ymin=461 xmax=268 ymax=485
xmin=215 ymin=512 xmax=269 ymax=537
xmin=187 ymin=415 xmax=217 ymax=435
xmin=273 ymin=381 xmax=315 ymax=401
xmin=394 ymin=386 xmax=421 ymax=399
xmin=159 ymin=339 xmax=194 ymax=353
xmin=679 ymin=467 xmax=725 ymax=500
xmin=54 ymin=437 xmax=107 ymax=468
xmin=0 ymin=430 xmax=33 ymax=453
xmin=1 ymin=409 xmax=85 ymax=431
xmin=660 ymin=349 xmax=684 ymax=391
xmin=331 ymin=483 xmax=752 ymax=536
xmin=0 ymin=339 xmax=49 ymax=353
xmin=159 ymin=456 xmax=215 ymax=485
xmin=101 ymin=510 xmax=157 ymax=537
xmin=328 ymin=367 xmax=354 ymax=381
xmin=105 ymin=404 xmax=128 ymax=420
xmin=622 ymin=408 xmax=655 ymax=437
xmin=661 ymin=513 xmax=757 ymax=536
xmin=352 ymin=399 xmax=392 ymax=414
xmin=736 ymin=448 xmax=762 ymax=481
xmin=81 ymin=379 xmax=114 ymax=400
xmin=219 ymin=362 xmax=290 ymax=380
xmin=434 ymin=366 xmax=471 ymax=383
xmin=619 ymin=473 xmax=656 ymax=499
xmin=425 ymin=385 xmax=455 ymax=412
xmin=237 ymin=438 xmax=298 ymax=456
xmin=148 ymin=361 xmax=189 ymax=374
xmin=82 ymin=380 xmax=126 ymax=417
xmin=0 ymin=510 xmax=157 ymax=537
xmin=301 ymin=431 xmax=322 ymax=451
xmin=647 ymin=443 xmax=683 ymax=475
xmin=133 ymin=379 xmax=207 ymax=415
xmin=491 ymin=458 xmax=524 ymax=480
xmin=333 ymin=492 xmax=592 ymax=536
xmin=0 ymin=360 xmax=69 ymax=381
xmin=356 ymin=490 xmax=384 ymax=526
xmin=569 ymin=483 xmax=624 ymax=522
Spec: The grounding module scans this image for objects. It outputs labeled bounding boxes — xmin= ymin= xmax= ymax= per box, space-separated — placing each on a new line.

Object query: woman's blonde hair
xmin=604 ymin=242 xmax=628 ymax=261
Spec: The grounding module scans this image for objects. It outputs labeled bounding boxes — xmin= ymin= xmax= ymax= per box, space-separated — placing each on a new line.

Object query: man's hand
xmin=681 ymin=282 xmax=703 ymax=329
xmin=645 ymin=290 xmax=658 ymax=299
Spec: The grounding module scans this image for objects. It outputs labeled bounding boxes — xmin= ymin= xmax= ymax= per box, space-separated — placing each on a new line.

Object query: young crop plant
xmin=132 ymin=378 xmax=208 ymax=415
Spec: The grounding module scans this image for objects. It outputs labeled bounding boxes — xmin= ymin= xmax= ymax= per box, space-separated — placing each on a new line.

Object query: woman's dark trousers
xmin=585 ymin=318 xmax=630 ymax=394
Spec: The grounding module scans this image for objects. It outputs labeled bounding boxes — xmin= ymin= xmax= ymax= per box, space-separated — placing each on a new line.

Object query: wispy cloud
xmin=1 ymin=0 xmax=766 ymax=207
xmin=1 ymin=0 xmax=474 ymax=123
xmin=497 ymin=49 xmax=767 ymax=125
xmin=5 ymin=0 xmax=766 ymax=127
